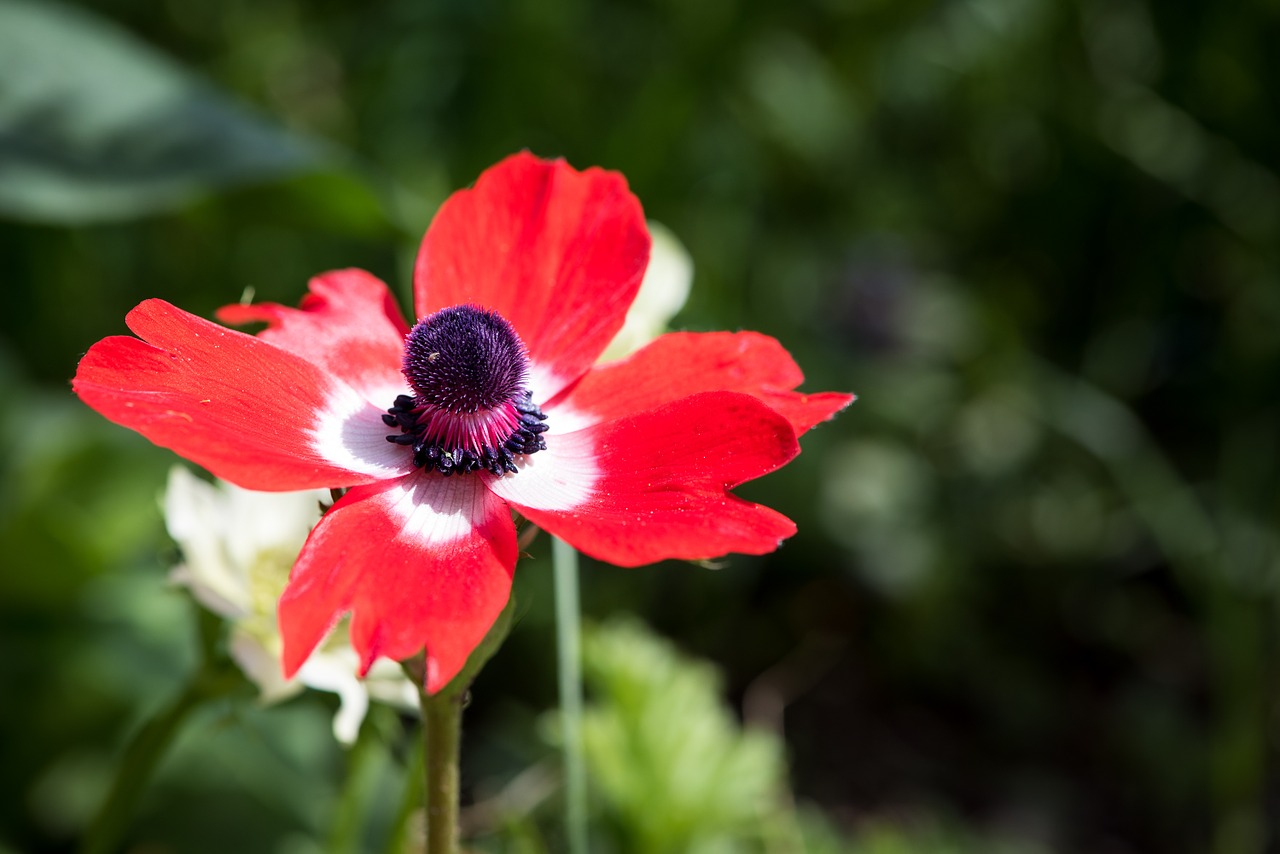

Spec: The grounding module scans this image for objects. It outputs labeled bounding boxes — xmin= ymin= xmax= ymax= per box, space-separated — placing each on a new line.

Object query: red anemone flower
xmin=73 ymin=153 xmax=852 ymax=693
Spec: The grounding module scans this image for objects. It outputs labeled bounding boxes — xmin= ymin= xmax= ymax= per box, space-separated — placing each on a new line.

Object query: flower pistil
xmin=384 ymin=304 xmax=548 ymax=476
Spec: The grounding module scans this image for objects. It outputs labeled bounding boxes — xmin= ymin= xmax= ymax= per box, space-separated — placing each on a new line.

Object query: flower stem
xmin=327 ymin=709 xmax=387 ymax=852
xmin=385 ymin=724 xmax=424 ymax=854
xmin=421 ymin=687 xmax=464 ymax=854
xmin=81 ymin=608 xmax=240 ymax=854
xmin=552 ymin=536 xmax=588 ymax=854
xmin=404 ymin=594 xmax=517 ymax=854
xmin=81 ymin=681 xmax=202 ymax=854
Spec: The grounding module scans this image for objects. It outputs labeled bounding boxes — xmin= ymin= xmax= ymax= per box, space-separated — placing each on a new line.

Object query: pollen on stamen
xmin=384 ymin=305 xmax=548 ymax=476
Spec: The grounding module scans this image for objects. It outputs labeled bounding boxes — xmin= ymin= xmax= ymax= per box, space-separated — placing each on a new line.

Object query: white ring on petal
xmin=526 ymin=362 xmax=566 ymax=409
xmin=311 ymin=381 xmax=417 ymax=479
xmin=383 ymin=471 xmax=497 ymax=545
xmin=483 ymin=426 xmax=598 ymax=512
xmin=540 ymin=398 xmax=597 ymax=436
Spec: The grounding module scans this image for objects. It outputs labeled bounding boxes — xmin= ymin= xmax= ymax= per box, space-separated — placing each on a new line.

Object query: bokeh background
xmin=2 ymin=0 xmax=1278 ymax=851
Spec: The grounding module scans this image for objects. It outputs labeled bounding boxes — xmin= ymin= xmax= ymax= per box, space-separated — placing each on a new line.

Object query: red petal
xmin=278 ymin=472 xmax=517 ymax=694
xmin=486 ymin=391 xmax=800 ymax=567
xmin=414 ymin=152 xmax=650 ymax=401
xmin=217 ymin=268 xmax=410 ymax=397
xmin=73 ymin=300 xmax=409 ymax=491
xmin=553 ymin=331 xmax=854 ymax=435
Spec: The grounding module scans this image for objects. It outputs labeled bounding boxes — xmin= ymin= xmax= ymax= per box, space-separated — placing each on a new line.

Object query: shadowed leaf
xmin=0 ymin=0 xmax=328 ymax=223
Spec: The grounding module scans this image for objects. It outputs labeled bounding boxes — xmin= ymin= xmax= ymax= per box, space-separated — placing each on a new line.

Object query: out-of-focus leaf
xmin=0 ymin=0 xmax=327 ymax=223
xmin=580 ymin=618 xmax=786 ymax=853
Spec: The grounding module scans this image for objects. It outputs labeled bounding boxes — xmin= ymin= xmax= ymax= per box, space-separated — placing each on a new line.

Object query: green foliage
xmin=0 ymin=0 xmax=325 ymax=223
xmin=580 ymin=619 xmax=785 ymax=853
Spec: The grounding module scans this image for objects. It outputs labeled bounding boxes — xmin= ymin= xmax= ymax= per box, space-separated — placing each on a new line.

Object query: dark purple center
xmin=402 ymin=305 xmax=528 ymax=413
xmin=384 ymin=305 xmax=548 ymax=476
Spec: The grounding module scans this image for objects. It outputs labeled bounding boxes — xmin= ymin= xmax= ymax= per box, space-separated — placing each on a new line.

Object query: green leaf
xmin=0 ymin=0 xmax=327 ymax=223
xmin=581 ymin=619 xmax=787 ymax=853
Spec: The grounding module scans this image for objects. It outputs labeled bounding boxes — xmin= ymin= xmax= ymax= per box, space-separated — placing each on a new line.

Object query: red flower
xmin=73 ymin=153 xmax=852 ymax=693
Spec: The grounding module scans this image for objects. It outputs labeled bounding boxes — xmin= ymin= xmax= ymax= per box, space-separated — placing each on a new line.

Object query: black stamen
xmin=385 ymin=389 xmax=549 ymax=475
xmin=384 ymin=304 xmax=550 ymax=476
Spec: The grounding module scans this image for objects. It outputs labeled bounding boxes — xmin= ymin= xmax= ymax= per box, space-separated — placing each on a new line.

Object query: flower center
xmin=383 ymin=305 xmax=548 ymax=476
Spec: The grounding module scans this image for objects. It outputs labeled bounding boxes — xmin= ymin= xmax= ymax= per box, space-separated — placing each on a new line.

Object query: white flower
xmin=164 ymin=466 xmax=418 ymax=744
xmin=601 ymin=221 xmax=692 ymax=361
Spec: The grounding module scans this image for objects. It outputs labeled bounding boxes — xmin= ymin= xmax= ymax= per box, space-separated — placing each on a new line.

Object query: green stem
xmin=81 ymin=609 xmax=240 ymax=854
xmin=553 ymin=536 xmax=588 ymax=854
xmin=421 ymin=687 xmax=464 ymax=854
xmin=81 ymin=682 xmax=202 ymax=854
xmin=327 ymin=708 xmax=386 ymax=853
xmin=404 ymin=594 xmax=517 ymax=854
xmin=384 ymin=724 xmax=425 ymax=854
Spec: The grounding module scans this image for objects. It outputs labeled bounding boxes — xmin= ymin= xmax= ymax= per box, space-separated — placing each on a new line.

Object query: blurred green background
xmin=1 ymin=0 xmax=1277 ymax=851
